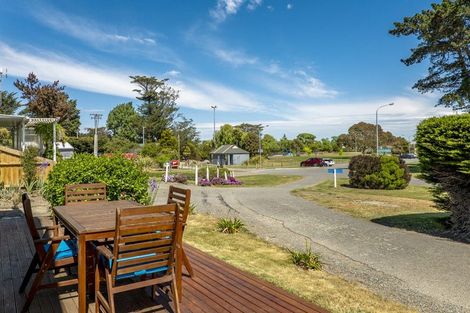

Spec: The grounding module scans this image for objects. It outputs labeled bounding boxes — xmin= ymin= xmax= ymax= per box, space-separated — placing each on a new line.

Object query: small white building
xmin=210 ymin=145 xmax=250 ymax=166
xmin=56 ymin=142 xmax=75 ymax=159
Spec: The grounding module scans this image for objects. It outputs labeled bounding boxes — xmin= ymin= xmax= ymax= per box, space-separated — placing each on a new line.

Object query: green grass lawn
xmin=185 ymin=213 xmax=416 ymax=313
xmin=224 ymin=174 xmax=303 ymax=187
xmin=292 ymin=178 xmax=450 ymax=235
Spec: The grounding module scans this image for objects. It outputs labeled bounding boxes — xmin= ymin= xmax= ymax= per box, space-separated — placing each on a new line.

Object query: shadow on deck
xmin=0 ymin=211 xmax=327 ymax=313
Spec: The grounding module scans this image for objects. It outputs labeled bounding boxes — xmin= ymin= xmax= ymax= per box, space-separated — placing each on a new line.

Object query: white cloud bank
xmin=0 ymin=42 xmax=264 ymax=113
xmin=210 ymin=0 xmax=263 ymax=23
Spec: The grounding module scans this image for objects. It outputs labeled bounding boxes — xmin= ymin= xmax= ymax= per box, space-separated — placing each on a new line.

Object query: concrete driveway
xmin=164 ymin=167 xmax=470 ymax=313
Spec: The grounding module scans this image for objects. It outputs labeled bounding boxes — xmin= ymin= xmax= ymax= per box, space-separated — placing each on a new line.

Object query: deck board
xmin=0 ymin=213 xmax=327 ymax=313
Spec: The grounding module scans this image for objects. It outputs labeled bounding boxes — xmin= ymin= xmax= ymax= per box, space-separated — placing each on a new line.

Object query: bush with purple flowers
xmin=198 ymin=176 xmax=242 ymax=186
xmin=199 ymin=178 xmax=212 ymax=186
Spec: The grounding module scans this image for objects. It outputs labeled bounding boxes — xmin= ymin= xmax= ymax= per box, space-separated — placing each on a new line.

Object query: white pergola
xmin=0 ymin=114 xmax=59 ymax=162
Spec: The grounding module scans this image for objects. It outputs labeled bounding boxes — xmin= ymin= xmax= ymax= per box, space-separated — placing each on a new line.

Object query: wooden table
xmin=53 ymin=200 xmax=183 ymax=313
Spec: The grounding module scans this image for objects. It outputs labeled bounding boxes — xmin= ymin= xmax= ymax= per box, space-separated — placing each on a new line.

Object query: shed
xmin=210 ymin=145 xmax=250 ymax=166
xmin=56 ymin=142 xmax=75 ymax=159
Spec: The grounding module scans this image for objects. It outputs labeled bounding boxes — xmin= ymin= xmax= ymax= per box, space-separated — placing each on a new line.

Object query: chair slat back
xmin=65 ymin=183 xmax=107 ymax=205
xmin=111 ymin=204 xmax=180 ymax=283
xmin=167 ymin=186 xmax=191 ymax=224
xmin=22 ymin=193 xmax=47 ymax=259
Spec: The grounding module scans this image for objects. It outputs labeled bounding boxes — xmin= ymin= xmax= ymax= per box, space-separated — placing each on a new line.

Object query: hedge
xmin=44 ymin=154 xmax=149 ymax=206
xmin=416 ymin=114 xmax=470 ymax=239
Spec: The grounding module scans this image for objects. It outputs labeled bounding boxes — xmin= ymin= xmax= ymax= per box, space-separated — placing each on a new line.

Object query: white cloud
xmin=29 ymin=6 xmax=181 ymax=66
xmin=0 ymin=42 xmax=264 ymax=113
xmin=210 ymin=0 xmax=263 ymax=23
xmin=247 ymin=0 xmax=263 ymax=11
xmin=0 ymin=42 xmax=134 ymax=98
xmin=213 ymin=49 xmax=258 ymax=66
xmin=175 ymin=80 xmax=265 ymax=112
xmin=210 ymin=0 xmax=245 ymax=22
xmin=287 ymin=3 xmax=293 ymax=10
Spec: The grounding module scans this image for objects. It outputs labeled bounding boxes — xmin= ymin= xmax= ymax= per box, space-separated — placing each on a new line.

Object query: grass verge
xmin=222 ymin=174 xmax=303 ymax=187
xmin=292 ymin=179 xmax=450 ymax=235
xmin=185 ymin=214 xmax=416 ymax=313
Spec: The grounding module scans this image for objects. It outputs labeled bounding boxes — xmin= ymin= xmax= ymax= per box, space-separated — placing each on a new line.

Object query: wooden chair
xmin=65 ymin=183 xmax=107 ymax=205
xmin=94 ymin=204 xmax=181 ymax=313
xmin=167 ymin=185 xmax=193 ymax=277
xmin=19 ymin=193 xmax=78 ymax=313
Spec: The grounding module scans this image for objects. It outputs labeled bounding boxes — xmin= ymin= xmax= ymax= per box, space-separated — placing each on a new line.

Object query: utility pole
xmin=210 ymin=105 xmax=217 ymax=141
xmin=0 ymin=68 xmax=7 ymax=108
xmin=90 ymin=113 xmax=102 ymax=157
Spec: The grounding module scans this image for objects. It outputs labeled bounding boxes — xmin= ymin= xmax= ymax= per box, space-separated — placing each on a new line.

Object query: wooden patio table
xmin=53 ymin=200 xmax=184 ymax=313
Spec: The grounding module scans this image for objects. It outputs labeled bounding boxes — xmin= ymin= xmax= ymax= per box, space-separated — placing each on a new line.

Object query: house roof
xmin=211 ymin=144 xmax=249 ymax=154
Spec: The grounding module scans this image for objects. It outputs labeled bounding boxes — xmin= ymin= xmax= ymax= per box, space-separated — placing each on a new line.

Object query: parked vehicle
xmin=323 ymin=158 xmax=335 ymax=167
xmin=400 ymin=153 xmax=417 ymax=159
xmin=170 ymin=159 xmax=180 ymax=169
xmin=300 ymin=158 xmax=326 ymax=167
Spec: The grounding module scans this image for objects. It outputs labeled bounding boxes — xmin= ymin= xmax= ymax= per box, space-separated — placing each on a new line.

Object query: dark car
xmin=400 ymin=153 xmax=417 ymax=159
xmin=300 ymin=158 xmax=326 ymax=167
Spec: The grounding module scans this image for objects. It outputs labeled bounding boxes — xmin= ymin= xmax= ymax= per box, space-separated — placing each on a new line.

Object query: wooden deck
xmin=0 ymin=211 xmax=327 ymax=313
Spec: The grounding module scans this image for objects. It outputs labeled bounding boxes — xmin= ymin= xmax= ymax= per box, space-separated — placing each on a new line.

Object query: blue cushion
xmin=44 ymin=239 xmax=77 ymax=260
xmin=103 ymin=252 xmax=168 ymax=280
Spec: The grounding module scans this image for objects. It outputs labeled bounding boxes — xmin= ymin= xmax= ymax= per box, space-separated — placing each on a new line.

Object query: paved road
xmin=169 ymin=167 xmax=470 ymax=313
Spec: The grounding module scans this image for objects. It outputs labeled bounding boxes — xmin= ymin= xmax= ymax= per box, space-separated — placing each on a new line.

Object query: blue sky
xmin=0 ymin=0 xmax=452 ymax=140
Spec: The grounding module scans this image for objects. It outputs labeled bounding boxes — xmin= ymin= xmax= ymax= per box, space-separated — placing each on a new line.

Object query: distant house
xmin=211 ymin=145 xmax=250 ymax=166
xmin=56 ymin=142 xmax=75 ymax=159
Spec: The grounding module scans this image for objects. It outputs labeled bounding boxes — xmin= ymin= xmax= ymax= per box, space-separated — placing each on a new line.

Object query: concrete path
xmin=170 ymin=167 xmax=470 ymax=313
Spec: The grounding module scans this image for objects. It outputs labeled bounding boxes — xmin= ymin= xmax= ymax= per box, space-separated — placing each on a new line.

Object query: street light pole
xmin=210 ymin=105 xmax=217 ymax=141
xmin=259 ymin=124 xmax=269 ymax=168
xmin=376 ymin=103 xmax=394 ymax=155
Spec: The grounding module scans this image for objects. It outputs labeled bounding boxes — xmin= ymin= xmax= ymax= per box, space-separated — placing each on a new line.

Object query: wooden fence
xmin=0 ymin=145 xmax=54 ymax=186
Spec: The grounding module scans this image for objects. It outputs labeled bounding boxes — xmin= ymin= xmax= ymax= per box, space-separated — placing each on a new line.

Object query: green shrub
xmin=44 ymin=154 xmax=149 ymax=206
xmin=289 ymin=241 xmax=322 ymax=270
xmin=21 ymin=146 xmax=39 ymax=185
xmin=216 ymin=217 xmax=245 ymax=234
xmin=416 ymin=114 xmax=470 ymax=238
xmin=349 ymin=155 xmax=410 ymax=189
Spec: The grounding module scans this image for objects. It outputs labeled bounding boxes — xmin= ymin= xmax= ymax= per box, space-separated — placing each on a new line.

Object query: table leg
xmin=78 ymin=235 xmax=87 ymax=313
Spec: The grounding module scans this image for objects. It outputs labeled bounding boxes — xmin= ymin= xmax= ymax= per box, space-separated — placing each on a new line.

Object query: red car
xmin=170 ymin=159 xmax=180 ymax=169
xmin=300 ymin=158 xmax=326 ymax=167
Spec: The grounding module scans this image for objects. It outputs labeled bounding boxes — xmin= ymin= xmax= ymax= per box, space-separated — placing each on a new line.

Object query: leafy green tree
xmin=103 ymin=137 xmax=138 ymax=154
xmin=130 ymin=75 xmax=179 ymax=141
xmin=279 ymin=134 xmax=291 ymax=153
xmin=241 ymin=132 xmax=259 ymax=156
xmin=198 ymin=140 xmax=213 ymax=160
xmin=390 ymin=0 xmax=470 ymax=110
xmin=0 ymin=91 xmax=21 ymax=114
xmin=261 ymin=134 xmax=280 ymax=155
xmin=158 ymin=129 xmax=178 ymax=150
xmin=106 ymin=102 xmax=140 ymax=142
xmin=416 ymin=114 xmax=470 ymax=235
xmin=291 ymin=138 xmax=304 ymax=155
xmin=296 ymin=133 xmax=316 ymax=149
xmin=214 ymin=124 xmax=235 ymax=146
xmin=69 ymin=136 xmax=108 ymax=154
xmin=173 ymin=117 xmax=199 ymax=154
xmin=14 ymin=73 xmax=80 ymax=135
